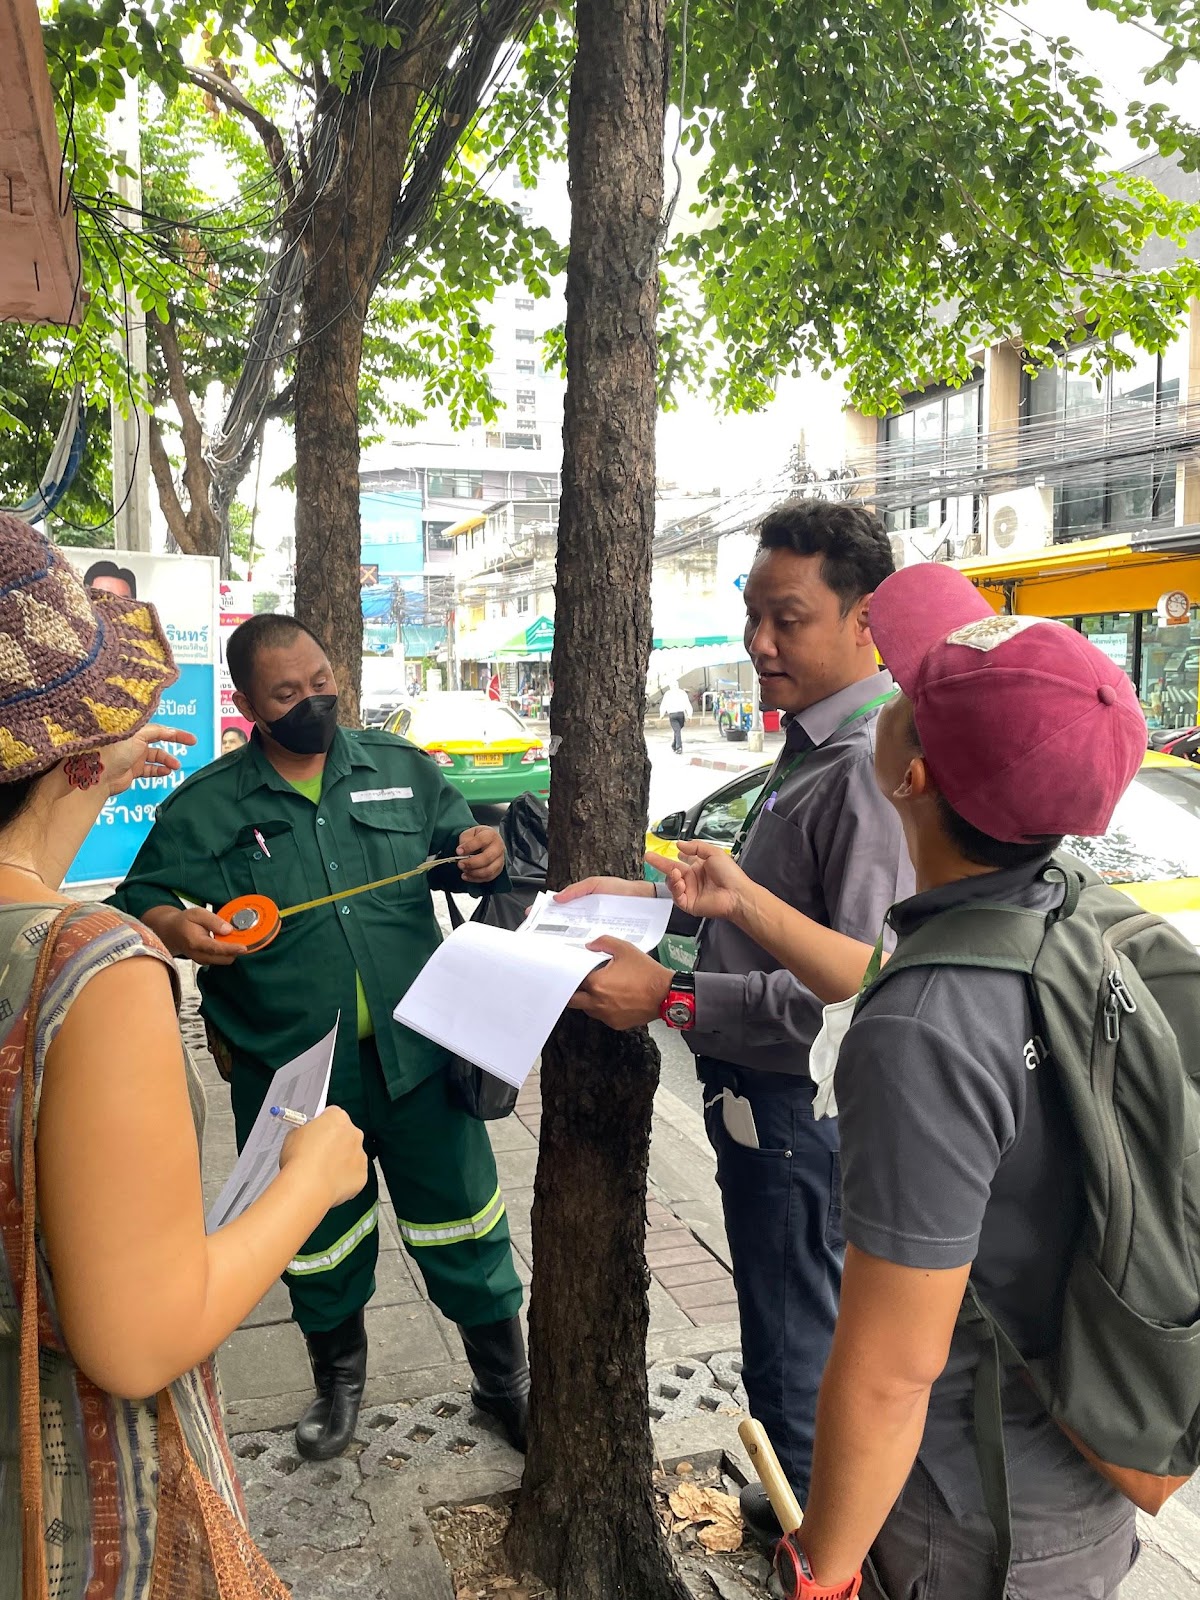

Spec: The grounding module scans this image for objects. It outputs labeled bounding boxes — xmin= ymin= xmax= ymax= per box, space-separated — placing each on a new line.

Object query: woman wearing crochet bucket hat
xmin=0 ymin=516 xmax=367 ymax=1598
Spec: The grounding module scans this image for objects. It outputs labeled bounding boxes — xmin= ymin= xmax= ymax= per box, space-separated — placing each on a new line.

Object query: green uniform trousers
xmin=230 ymin=1038 xmax=524 ymax=1336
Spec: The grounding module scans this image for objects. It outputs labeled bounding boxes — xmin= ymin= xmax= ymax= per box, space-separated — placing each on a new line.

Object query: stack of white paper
xmin=393 ymin=891 xmax=672 ymax=1089
xmin=205 ymin=1021 xmax=339 ymax=1232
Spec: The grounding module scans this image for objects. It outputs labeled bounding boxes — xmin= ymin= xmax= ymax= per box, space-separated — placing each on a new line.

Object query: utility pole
xmin=107 ymin=77 xmax=152 ymax=552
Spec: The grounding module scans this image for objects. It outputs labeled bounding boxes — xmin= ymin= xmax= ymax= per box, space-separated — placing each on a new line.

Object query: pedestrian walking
xmin=660 ymin=681 xmax=692 ymax=753
xmin=0 ymin=520 xmax=367 ymax=1598
xmin=654 ymin=564 xmax=1196 ymax=1600
xmin=557 ymin=500 xmax=911 ymax=1527
xmin=112 ymin=614 xmax=530 ymax=1463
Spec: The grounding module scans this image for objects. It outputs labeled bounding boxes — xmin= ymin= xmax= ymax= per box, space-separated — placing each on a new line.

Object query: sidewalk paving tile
xmin=645 ymin=1242 xmax=719 ymax=1270
xmin=494 ymin=1147 xmax=539 ymax=1189
xmin=671 ymin=1278 xmax=745 ymax=1312
xmin=655 ymin=1259 xmax=731 ymax=1290
xmin=687 ymin=1300 xmax=745 ymax=1326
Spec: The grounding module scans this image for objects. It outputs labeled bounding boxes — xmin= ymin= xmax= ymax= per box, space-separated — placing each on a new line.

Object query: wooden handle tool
xmin=738 ymin=1417 xmax=803 ymax=1537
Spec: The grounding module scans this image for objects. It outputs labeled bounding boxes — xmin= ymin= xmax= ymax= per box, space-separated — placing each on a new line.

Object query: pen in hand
xmin=270 ymin=1105 xmax=309 ymax=1127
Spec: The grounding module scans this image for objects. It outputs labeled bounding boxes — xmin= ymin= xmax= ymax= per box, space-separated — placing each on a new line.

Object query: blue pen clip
xmin=763 ymin=791 xmax=778 ymax=813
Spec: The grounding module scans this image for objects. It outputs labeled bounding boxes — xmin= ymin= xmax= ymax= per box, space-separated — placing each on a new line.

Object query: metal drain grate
xmin=230 ymin=1431 xmax=370 ymax=1552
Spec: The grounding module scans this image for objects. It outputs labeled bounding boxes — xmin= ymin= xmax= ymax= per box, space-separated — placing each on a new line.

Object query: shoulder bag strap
xmin=20 ymin=905 xmax=77 ymax=1600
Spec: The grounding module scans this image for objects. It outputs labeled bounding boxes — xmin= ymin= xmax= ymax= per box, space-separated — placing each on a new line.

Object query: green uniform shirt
xmin=285 ymin=769 xmax=373 ymax=1039
xmin=112 ymin=726 xmax=509 ymax=1099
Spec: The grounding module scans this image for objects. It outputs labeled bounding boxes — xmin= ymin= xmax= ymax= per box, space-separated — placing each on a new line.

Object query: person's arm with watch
xmin=784 ymin=1245 xmax=971 ymax=1593
xmin=659 ymin=969 xmax=696 ymax=1029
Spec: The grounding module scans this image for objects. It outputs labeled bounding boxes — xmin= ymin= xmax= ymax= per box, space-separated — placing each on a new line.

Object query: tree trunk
xmin=508 ymin=0 xmax=680 ymax=1594
xmin=291 ymin=65 xmax=422 ymax=729
xmin=293 ymin=278 xmax=369 ymax=725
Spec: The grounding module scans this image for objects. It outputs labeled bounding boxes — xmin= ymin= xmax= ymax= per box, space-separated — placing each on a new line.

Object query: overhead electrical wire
xmin=859 ymin=382 xmax=1200 ymax=523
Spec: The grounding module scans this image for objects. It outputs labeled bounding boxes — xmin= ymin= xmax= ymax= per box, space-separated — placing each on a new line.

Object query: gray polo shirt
xmin=679 ymin=671 xmax=914 ymax=1078
xmin=836 ymin=860 xmax=1128 ymax=1543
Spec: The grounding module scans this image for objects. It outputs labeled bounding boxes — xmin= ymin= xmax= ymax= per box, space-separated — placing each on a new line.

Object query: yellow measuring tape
xmin=277 ymin=855 xmax=462 ymax=918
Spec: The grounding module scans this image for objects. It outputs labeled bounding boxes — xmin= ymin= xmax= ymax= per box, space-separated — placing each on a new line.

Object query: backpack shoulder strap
xmin=859 ymin=902 xmax=1048 ymax=1009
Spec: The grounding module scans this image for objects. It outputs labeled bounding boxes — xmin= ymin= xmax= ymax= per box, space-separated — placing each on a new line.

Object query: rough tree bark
xmin=289 ymin=0 xmax=542 ymax=725
xmin=291 ymin=59 xmax=421 ymax=727
xmin=507 ymin=0 xmax=681 ymax=1596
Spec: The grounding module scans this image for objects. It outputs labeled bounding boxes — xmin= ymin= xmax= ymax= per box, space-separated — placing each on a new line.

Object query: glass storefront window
xmin=1021 ymin=335 xmax=1185 ymax=540
xmin=1141 ymin=610 xmax=1200 ymax=730
xmin=1081 ymin=613 xmax=1136 ymax=676
xmin=882 ymin=386 xmax=982 ymax=539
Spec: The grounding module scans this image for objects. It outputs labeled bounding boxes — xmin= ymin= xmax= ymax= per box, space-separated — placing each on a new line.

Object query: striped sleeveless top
xmin=0 ymin=902 xmax=244 ymax=1600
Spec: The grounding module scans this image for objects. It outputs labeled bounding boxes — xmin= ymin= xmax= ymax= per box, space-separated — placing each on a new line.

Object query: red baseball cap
xmin=869 ymin=564 xmax=1146 ymax=843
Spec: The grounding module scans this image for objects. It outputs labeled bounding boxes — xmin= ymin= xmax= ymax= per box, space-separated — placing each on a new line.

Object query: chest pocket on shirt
xmin=219 ymin=820 xmax=303 ymax=907
xmin=738 ymin=805 xmax=823 ymax=921
xmin=348 ymin=800 xmax=430 ymax=904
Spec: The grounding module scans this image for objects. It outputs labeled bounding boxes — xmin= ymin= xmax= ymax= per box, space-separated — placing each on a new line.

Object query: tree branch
xmin=370 ymin=0 xmax=544 ymax=293
xmin=148 ymin=312 xmax=223 ymax=559
xmin=184 ymin=65 xmax=298 ymax=207
xmin=264 ymin=379 xmax=296 ymax=421
xmin=147 ymin=416 xmax=195 ymax=553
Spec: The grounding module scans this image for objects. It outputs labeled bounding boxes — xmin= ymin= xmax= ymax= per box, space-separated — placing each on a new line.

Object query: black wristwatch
xmin=659 ymin=970 xmax=697 ymax=1030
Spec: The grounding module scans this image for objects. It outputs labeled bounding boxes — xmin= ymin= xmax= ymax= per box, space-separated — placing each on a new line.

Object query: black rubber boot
xmin=295 ymin=1310 xmax=368 ymax=1461
xmin=458 ymin=1316 xmax=530 ymax=1452
xmin=739 ymin=1482 xmax=783 ymax=1547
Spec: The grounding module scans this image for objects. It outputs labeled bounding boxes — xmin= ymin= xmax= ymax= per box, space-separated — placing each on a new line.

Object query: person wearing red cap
xmin=651 ymin=564 xmax=1149 ymax=1600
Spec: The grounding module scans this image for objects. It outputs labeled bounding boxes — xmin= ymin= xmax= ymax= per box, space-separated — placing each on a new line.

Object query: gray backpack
xmin=858 ymin=857 xmax=1200 ymax=1591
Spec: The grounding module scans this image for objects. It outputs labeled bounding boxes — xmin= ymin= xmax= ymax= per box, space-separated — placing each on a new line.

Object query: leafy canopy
xmin=40 ymin=0 xmax=1200 ymax=446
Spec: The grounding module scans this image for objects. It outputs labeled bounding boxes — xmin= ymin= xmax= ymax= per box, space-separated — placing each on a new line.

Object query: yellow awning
xmin=445 ymin=513 xmax=486 ymax=539
xmin=956 ymin=532 xmax=1134 ymax=584
xmin=955 ymin=532 xmax=1200 ymax=617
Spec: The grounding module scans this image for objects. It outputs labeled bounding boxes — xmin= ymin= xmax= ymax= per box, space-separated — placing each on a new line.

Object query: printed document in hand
xmin=520 ymin=890 xmax=672 ymax=952
xmin=205 ymin=1020 xmax=339 ymax=1233
xmin=393 ymin=891 xmax=673 ymax=1090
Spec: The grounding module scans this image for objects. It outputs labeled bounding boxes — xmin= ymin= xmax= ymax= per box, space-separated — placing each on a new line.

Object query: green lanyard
xmin=730 ymin=688 xmax=896 ymax=859
xmin=860 ymin=929 xmax=886 ymax=991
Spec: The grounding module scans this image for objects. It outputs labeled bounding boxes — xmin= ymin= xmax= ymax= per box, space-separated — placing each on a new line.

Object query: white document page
xmin=519 ymin=890 xmax=672 ymax=953
xmin=393 ymin=920 xmax=610 ymax=1089
xmin=205 ymin=1020 xmax=339 ymax=1233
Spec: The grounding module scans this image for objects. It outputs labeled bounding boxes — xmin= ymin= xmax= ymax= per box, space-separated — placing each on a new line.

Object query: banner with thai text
xmin=60 ymin=550 xmax=219 ymax=885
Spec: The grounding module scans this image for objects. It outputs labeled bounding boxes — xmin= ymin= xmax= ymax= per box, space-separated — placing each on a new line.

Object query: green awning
xmin=497 ymin=614 xmax=555 ymax=657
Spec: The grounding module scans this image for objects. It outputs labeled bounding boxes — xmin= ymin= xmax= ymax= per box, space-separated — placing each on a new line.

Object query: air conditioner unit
xmin=987 ymin=486 xmax=1054 ymax=555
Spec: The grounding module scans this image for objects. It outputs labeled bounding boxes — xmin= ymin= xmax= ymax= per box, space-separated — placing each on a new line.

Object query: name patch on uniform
xmin=351 ymin=787 xmax=413 ymax=803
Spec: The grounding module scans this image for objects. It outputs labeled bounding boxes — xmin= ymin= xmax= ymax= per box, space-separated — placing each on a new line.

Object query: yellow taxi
xmin=645 ymin=750 xmax=1200 ymax=968
xmin=383 ymin=692 xmax=550 ymax=804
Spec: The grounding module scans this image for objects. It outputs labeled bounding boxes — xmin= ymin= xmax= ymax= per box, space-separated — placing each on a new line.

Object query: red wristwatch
xmin=775 ymin=1538 xmax=862 ymax=1600
xmin=659 ymin=971 xmax=696 ymax=1030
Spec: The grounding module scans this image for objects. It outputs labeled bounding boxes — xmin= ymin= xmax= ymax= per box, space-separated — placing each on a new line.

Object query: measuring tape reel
xmin=211 ymin=854 xmax=461 ymax=956
xmin=214 ymin=894 xmax=282 ymax=954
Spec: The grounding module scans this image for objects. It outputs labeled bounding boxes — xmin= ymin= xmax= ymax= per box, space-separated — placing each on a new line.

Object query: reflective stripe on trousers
xmin=395 ymin=1186 xmax=506 ymax=1248
xmin=287 ymin=1202 xmax=380 ymax=1276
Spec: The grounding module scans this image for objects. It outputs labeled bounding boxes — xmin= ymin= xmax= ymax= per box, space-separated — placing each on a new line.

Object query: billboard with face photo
xmin=59 ymin=548 xmax=220 ymax=885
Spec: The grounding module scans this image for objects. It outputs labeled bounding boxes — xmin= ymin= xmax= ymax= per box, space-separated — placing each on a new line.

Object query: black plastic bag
xmin=443 ymin=793 xmax=550 ymax=1120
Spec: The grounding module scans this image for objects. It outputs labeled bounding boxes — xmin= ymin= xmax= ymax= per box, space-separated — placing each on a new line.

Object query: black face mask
xmin=260 ymin=694 xmax=339 ymax=755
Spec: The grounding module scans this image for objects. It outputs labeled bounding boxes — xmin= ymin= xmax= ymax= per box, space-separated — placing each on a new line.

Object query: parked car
xmin=1148 ymin=725 xmax=1200 ymax=764
xmin=644 ymin=750 xmax=1200 ymax=968
xmin=362 ymin=692 xmax=408 ymax=728
xmin=383 ymin=691 xmax=550 ymax=804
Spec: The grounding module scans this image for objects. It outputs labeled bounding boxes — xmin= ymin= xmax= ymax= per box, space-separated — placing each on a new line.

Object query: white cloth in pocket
xmin=809 ymin=994 xmax=858 ymax=1120
xmin=720 ymin=1088 xmax=760 ymax=1149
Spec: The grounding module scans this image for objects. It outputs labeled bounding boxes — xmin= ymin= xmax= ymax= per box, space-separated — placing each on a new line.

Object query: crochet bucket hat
xmin=0 ymin=513 xmax=178 ymax=783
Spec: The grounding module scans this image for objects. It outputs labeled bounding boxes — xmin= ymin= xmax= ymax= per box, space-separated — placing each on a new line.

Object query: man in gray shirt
xmin=563 ymin=500 xmax=912 ymax=1525
xmin=651 ymin=563 xmax=1147 ymax=1598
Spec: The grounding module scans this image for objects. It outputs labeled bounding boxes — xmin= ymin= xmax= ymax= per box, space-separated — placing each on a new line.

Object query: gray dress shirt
xmin=677 ymin=670 xmax=915 ymax=1079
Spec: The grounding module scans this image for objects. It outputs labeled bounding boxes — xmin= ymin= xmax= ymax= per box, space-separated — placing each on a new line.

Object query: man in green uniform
xmin=113 ymin=614 xmax=528 ymax=1461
